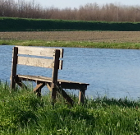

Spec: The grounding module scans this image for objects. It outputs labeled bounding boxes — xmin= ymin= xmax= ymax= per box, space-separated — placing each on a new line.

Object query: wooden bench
xmin=10 ymin=46 xmax=89 ymax=106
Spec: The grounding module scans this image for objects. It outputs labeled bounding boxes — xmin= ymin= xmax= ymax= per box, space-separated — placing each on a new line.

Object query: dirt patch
xmin=0 ymin=31 xmax=140 ymax=43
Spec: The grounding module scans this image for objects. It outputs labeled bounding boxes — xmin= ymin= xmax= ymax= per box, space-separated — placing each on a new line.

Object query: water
xmin=1 ymin=45 xmax=140 ymax=100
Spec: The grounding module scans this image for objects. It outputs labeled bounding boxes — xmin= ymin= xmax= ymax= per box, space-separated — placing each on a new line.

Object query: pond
xmin=1 ymin=45 xmax=140 ymax=100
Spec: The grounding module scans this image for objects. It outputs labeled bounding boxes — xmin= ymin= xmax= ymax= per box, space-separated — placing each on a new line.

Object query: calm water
xmin=1 ymin=45 xmax=140 ymax=100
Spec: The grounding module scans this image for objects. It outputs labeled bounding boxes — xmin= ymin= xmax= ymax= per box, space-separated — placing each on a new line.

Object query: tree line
xmin=0 ymin=0 xmax=140 ymax=22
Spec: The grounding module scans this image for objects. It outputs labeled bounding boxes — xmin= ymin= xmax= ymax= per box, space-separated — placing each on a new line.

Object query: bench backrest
xmin=11 ymin=46 xmax=64 ymax=83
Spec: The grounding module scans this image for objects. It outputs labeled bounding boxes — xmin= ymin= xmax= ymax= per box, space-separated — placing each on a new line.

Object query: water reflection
xmin=1 ymin=45 xmax=140 ymax=100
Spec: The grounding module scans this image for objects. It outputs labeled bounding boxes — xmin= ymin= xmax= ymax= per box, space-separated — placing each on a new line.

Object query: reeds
xmin=0 ymin=1 xmax=140 ymax=22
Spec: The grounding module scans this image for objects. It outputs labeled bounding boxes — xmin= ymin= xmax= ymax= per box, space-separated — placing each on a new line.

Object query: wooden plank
xmin=18 ymin=75 xmax=53 ymax=83
xmin=59 ymin=60 xmax=63 ymax=70
xmin=16 ymin=46 xmax=64 ymax=58
xmin=34 ymin=82 xmax=45 ymax=97
xmin=33 ymin=83 xmax=45 ymax=92
xmin=18 ymin=56 xmax=63 ymax=69
xmin=18 ymin=56 xmax=53 ymax=68
xmin=46 ymin=83 xmax=52 ymax=92
xmin=10 ymin=47 xmax=18 ymax=89
xmin=60 ymin=83 xmax=88 ymax=90
xmin=17 ymin=75 xmax=89 ymax=89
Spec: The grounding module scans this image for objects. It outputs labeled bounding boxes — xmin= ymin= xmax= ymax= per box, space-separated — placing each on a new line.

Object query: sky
xmin=16 ymin=0 xmax=140 ymax=9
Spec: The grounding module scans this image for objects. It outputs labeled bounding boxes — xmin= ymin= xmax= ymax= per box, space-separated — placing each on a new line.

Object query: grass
xmin=0 ymin=82 xmax=140 ymax=134
xmin=1 ymin=40 xmax=140 ymax=49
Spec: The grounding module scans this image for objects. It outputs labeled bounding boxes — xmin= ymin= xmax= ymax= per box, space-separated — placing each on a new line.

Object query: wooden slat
xmin=18 ymin=75 xmax=51 ymax=81
xmin=16 ymin=46 xmax=63 ymax=58
xmin=17 ymin=75 xmax=89 ymax=87
xmin=18 ymin=56 xmax=53 ymax=68
xmin=18 ymin=56 xmax=63 ymax=69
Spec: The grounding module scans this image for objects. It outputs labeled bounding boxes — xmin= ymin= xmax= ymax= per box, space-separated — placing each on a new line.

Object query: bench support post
xmin=51 ymin=88 xmax=57 ymax=104
xmin=16 ymin=78 xmax=27 ymax=89
xmin=11 ymin=47 xmax=18 ymax=89
xmin=79 ymin=89 xmax=86 ymax=104
xmin=51 ymin=50 xmax=60 ymax=104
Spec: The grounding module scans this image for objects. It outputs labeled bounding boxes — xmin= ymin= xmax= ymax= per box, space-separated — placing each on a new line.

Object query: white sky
xmin=16 ymin=0 xmax=140 ymax=9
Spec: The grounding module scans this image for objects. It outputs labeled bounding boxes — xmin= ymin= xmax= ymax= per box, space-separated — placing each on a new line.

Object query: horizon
xmin=14 ymin=0 xmax=140 ymax=9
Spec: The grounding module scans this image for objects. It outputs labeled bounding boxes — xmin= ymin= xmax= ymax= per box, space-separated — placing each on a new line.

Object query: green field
xmin=0 ymin=82 xmax=140 ymax=134
xmin=1 ymin=40 xmax=140 ymax=49
xmin=0 ymin=17 xmax=140 ymax=31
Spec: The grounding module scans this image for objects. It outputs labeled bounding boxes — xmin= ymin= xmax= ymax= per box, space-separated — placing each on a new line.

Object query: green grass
xmin=0 ymin=82 xmax=140 ymax=134
xmin=1 ymin=17 xmax=140 ymax=31
xmin=1 ymin=40 xmax=140 ymax=49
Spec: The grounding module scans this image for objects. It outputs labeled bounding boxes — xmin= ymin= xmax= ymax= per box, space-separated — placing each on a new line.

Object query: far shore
xmin=0 ymin=31 xmax=140 ymax=49
xmin=0 ymin=40 xmax=140 ymax=49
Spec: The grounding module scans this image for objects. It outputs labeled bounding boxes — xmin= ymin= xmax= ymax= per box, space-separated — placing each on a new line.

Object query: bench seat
xmin=17 ymin=74 xmax=89 ymax=90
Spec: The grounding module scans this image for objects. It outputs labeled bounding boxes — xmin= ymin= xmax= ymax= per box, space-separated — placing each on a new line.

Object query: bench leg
xmin=79 ymin=89 xmax=85 ymax=104
xmin=16 ymin=79 xmax=27 ymax=89
xmin=33 ymin=82 xmax=45 ymax=97
xmin=57 ymin=86 xmax=74 ymax=106
xmin=11 ymin=76 xmax=27 ymax=90
xmin=47 ymin=83 xmax=74 ymax=106
xmin=51 ymin=88 xmax=57 ymax=105
xmin=10 ymin=76 xmax=16 ymax=89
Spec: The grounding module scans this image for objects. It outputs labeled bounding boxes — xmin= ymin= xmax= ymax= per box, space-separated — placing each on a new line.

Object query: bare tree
xmin=0 ymin=1 xmax=140 ymax=22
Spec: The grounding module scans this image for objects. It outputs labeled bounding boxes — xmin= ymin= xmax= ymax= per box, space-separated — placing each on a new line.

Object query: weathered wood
xmin=46 ymin=83 xmax=52 ymax=92
xmin=50 ymin=50 xmax=60 ymax=103
xmin=18 ymin=56 xmax=53 ymax=68
xmin=18 ymin=75 xmax=52 ymax=82
xmin=52 ymin=50 xmax=60 ymax=84
xmin=34 ymin=82 xmax=45 ymax=97
xmin=46 ymin=83 xmax=74 ymax=106
xmin=59 ymin=60 xmax=63 ymax=70
xmin=16 ymin=46 xmax=64 ymax=58
xmin=17 ymin=75 xmax=88 ymax=89
xmin=10 ymin=46 xmax=89 ymax=105
xmin=60 ymin=83 xmax=88 ymax=90
xmin=33 ymin=82 xmax=45 ymax=92
xmin=79 ymin=89 xmax=85 ymax=104
xmin=18 ymin=56 xmax=63 ymax=69
xmin=57 ymin=86 xmax=74 ymax=106
xmin=10 ymin=47 xmax=18 ymax=89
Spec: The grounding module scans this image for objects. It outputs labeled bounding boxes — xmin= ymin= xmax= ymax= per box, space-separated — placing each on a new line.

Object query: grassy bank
xmin=1 ymin=17 xmax=140 ymax=31
xmin=0 ymin=82 xmax=140 ymax=134
xmin=1 ymin=40 xmax=140 ymax=49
